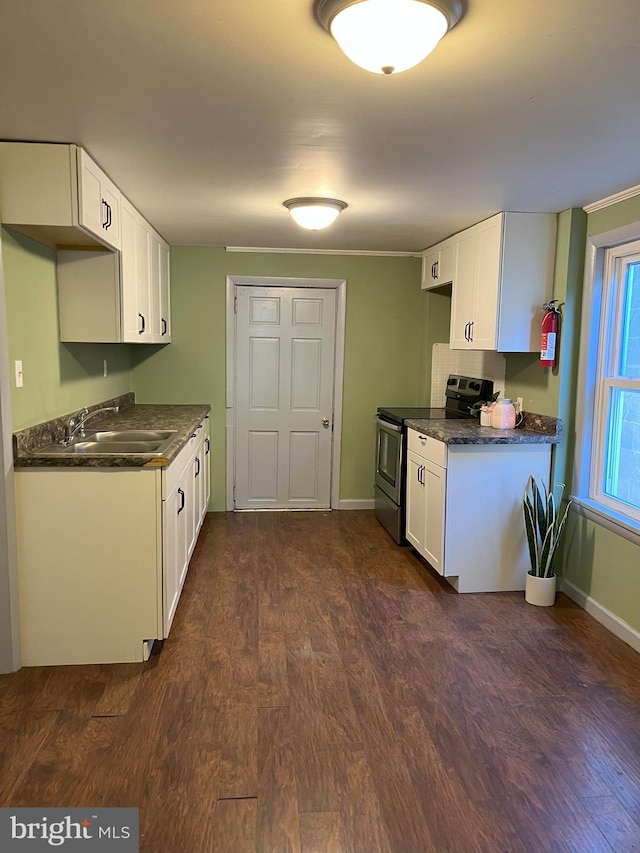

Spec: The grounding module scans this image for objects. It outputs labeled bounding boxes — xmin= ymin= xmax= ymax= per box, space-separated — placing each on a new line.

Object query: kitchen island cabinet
xmin=13 ymin=404 xmax=210 ymax=665
xmin=406 ymin=424 xmax=554 ymax=593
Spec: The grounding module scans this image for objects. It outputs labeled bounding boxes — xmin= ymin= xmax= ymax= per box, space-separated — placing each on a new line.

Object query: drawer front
xmin=407 ymin=429 xmax=447 ymax=468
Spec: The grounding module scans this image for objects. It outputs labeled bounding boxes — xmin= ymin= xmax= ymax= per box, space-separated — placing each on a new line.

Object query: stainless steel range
xmin=374 ymin=374 xmax=494 ymax=543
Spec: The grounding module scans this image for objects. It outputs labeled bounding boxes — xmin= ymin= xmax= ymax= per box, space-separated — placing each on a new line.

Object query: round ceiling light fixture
xmin=314 ymin=0 xmax=463 ymax=75
xmin=283 ymin=197 xmax=348 ymax=230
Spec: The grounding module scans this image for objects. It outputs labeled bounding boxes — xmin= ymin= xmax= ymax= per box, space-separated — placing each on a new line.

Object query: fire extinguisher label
xmin=541 ymin=331 xmax=556 ymax=361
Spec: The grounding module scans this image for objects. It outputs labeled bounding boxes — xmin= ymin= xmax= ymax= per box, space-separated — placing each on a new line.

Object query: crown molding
xmin=225 ymin=246 xmax=420 ymax=257
xmin=583 ymin=183 xmax=640 ymax=214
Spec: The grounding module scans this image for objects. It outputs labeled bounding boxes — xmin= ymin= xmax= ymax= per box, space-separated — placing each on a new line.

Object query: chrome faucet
xmin=62 ymin=405 xmax=119 ymax=444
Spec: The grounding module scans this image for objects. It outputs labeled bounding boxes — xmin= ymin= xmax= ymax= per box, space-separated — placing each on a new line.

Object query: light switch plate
xmin=14 ymin=360 xmax=23 ymax=388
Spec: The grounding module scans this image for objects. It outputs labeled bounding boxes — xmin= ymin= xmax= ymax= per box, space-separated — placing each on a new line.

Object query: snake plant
xmin=523 ymin=476 xmax=572 ymax=578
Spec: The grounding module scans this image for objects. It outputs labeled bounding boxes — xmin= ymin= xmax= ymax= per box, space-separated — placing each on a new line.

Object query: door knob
xmin=321 ymin=417 xmax=330 ymax=427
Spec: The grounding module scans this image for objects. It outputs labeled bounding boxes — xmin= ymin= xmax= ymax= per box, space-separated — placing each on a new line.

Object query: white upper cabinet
xmin=121 ymin=198 xmax=152 ymax=342
xmin=0 ymin=142 xmax=121 ymax=250
xmin=449 ymin=212 xmax=557 ymax=352
xmin=152 ymin=232 xmax=172 ymax=343
xmin=76 ymin=148 xmax=121 ymax=249
xmin=421 ymin=236 xmax=455 ymax=290
xmin=58 ymin=197 xmax=171 ymax=344
xmin=0 ymin=141 xmax=171 ymax=345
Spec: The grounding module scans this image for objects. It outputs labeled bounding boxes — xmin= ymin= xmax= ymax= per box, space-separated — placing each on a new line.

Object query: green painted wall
xmin=503 ymin=210 xmax=583 ymax=420
xmin=587 ymin=196 xmax=640 ymax=237
xmin=418 ymin=287 xmax=452 ymax=403
xmin=561 ymin=200 xmax=640 ymax=636
xmin=2 ymin=228 xmax=132 ymax=430
xmin=131 ymin=247 xmax=423 ymax=510
xmin=506 ymin=206 xmax=640 ymax=637
xmin=563 ymin=514 xmax=640 ymax=631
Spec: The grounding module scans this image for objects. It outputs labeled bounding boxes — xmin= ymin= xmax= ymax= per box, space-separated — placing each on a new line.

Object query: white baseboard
xmin=336 ymin=499 xmax=375 ymax=510
xmin=560 ymin=578 xmax=640 ymax=654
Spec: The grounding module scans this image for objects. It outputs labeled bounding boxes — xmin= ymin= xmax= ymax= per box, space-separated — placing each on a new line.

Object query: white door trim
xmin=0 ymin=228 xmax=21 ymax=671
xmin=226 ymin=275 xmax=346 ymax=511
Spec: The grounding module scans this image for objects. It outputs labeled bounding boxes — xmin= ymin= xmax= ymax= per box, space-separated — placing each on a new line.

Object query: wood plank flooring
xmin=1 ymin=510 xmax=640 ymax=852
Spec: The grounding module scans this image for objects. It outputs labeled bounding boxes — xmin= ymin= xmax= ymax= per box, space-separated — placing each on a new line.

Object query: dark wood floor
xmin=1 ymin=510 xmax=640 ymax=852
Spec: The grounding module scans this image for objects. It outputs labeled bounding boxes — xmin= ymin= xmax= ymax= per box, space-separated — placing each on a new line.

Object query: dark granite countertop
xmin=13 ymin=393 xmax=211 ymax=468
xmin=405 ymin=412 xmax=562 ymax=445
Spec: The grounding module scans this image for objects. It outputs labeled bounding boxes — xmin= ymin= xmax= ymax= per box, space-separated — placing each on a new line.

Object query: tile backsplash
xmin=430 ymin=344 xmax=506 ymax=406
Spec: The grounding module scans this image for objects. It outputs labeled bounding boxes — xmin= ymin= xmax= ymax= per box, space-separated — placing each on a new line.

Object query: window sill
xmin=570 ymin=496 xmax=640 ymax=547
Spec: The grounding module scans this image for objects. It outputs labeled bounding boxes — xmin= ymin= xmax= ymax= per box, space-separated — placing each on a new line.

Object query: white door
xmin=235 ymin=285 xmax=336 ymax=509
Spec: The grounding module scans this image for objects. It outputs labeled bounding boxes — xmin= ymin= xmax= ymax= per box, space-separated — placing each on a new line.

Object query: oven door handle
xmin=375 ymin=416 xmax=402 ymax=432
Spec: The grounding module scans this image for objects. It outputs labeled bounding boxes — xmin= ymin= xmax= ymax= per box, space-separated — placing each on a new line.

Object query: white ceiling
xmin=1 ymin=0 xmax=640 ymax=252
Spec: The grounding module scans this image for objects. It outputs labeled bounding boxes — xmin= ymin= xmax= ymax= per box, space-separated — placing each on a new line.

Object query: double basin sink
xmin=34 ymin=429 xmax=179 ymax=457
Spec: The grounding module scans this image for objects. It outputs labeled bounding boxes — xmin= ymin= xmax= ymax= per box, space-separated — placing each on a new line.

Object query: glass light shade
xmin=284 ymin=198 xmax=347 ymax=230
xmin=330 ymin=0 xmax=449 ymax=75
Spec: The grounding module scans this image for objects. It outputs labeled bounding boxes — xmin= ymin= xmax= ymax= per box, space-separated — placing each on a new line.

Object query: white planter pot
xmin=525 ymin=573 xmax=556 ymax=607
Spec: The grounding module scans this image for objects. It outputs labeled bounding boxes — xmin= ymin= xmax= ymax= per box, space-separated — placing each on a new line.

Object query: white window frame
xmin=575 ymin=222 xmax=640 ymax=545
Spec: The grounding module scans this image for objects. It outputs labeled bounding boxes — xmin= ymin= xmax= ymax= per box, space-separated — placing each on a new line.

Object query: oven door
xmin=375 ymin=417 xmax=403 ymax=505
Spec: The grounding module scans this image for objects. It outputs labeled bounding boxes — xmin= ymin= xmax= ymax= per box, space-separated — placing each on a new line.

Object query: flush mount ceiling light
xmin=283 ymin=197 xmax=348 ymax=230
xmin=314 ymin=0 xmax=463 ymax=75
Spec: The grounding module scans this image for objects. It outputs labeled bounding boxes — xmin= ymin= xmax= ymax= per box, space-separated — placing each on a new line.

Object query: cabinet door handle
xmin=101 ymin=199 xmax=108 ymax=228
xmin=469 ymin=320 xmax=474 ymax=342
xmin=138 ymin=313 xmax=146 ymax=334
xmin=205 ymin=438 xmax=210 ymax=455
xmin=177 ymin=488 xmax=185 ymax=514
xmin=433 ymin=260 xmax=439 ymax=280
xmin=195 ymin=457 xmax=200 ymax=477
xmin=102 ymin=200 xmax=111 ymax=230
xmin=161 ymin=318 xmax=167 ymax=336
xmin=420 ymin=464 xmax=425 ymax=486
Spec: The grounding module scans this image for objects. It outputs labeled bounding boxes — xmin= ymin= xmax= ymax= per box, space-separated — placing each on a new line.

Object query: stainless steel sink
xmin=84 ymin=429 xmax=178 ymax=442
xmin=33 ymin=430 xmax=178 ymax=457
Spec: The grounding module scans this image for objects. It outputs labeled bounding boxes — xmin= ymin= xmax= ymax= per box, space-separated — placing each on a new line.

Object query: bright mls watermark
xmin=0 ymin=809 xmax=138 ymax=851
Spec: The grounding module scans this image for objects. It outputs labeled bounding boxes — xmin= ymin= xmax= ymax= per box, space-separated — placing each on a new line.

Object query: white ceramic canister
xmin=479 ymin=404 xmax=494 ymax=427
xmin=491 ymin=398 xmax=520 ymax=429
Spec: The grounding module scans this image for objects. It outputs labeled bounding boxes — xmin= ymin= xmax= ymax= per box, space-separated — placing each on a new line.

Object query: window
xmin=580 ymin=236 xmax=640 ymax=532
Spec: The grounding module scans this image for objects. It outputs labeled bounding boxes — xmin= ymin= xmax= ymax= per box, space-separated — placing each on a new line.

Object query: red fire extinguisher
xmin=540 ymin=300 xmax=562 ymax=368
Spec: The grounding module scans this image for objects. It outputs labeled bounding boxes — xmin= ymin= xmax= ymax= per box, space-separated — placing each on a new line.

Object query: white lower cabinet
xmin=15 ymin=417 xmax=210 ymax=666
xmin=162 ymin=416 xmax=210 ymax=636
xmin=406 ymin=431 xmax=446 ymax=575
xmin=406 ymin=429 xmax=552 ymax=593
